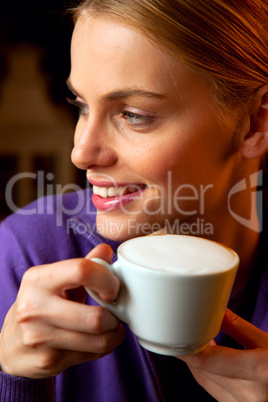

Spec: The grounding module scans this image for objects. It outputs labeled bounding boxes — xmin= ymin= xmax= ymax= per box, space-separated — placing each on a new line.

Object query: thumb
xmin=85 ymin=243 xmax=114 ymax=264
xmin=85 ymin=243 xmax=119 ymax=303
xmin=221 ymin=308 xmax=268 ymax=349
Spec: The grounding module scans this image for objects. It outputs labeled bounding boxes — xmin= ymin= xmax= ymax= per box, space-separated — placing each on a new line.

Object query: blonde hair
xmin=71 ymin=0 xmax=268 ymax=109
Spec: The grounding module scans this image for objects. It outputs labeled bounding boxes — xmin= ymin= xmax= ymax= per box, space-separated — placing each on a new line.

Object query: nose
xmin=71 ymin=119 xmax=117 ymax=170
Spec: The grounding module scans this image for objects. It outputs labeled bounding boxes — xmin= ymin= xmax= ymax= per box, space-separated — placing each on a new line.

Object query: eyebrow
xmin=102 ymin=89 xmax=164 ymax=102
xmin=66 ymin=78 xmax=164 ymax=102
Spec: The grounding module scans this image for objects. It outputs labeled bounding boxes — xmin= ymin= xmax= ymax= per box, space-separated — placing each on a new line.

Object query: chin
xmin=97 ymin=226 xmax=142 ymax=243
xmin=95 ymin=215 xmax=156 ymax=242
xmin=95 ymin=217 xmax=127 ymax=242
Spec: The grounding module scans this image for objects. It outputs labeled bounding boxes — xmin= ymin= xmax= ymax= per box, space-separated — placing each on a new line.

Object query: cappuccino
xmin=119 ymin=235 xmax=236 ymax=275
xmin=87 ymin=234 xmax=239 ymax=355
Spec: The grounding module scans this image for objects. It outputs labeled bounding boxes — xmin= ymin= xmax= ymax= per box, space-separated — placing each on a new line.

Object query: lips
xmin=92 ymin=184 xmax=146 ymax=198
xmin=90 ymin=181 xmax=147 ymax=211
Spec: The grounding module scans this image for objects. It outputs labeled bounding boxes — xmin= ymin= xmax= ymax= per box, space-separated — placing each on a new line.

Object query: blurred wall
xmin=0 ymin=1 xmax=83 ymax=219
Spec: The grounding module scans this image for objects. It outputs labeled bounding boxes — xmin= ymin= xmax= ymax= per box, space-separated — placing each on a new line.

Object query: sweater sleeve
xmin=0 ymin=191 xmax=112 ymax=401
xmin=0 ymin=215 xmax=56 ymax=401
xmin=0 ymin=373 xmax=55 ymax=402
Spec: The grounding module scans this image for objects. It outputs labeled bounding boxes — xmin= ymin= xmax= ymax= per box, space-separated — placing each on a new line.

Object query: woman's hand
xmin=177 ymin=309 xmax=268 ymax=401
xmin=0 ymin=244 xmax=125 ymax=379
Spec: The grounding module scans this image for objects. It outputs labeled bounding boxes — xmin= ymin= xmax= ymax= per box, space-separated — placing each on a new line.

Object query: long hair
xmin=71 ymin=0 xmax=268 ymax=109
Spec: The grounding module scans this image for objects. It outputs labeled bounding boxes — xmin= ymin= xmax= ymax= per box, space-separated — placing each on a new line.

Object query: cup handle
xmin=84 ymin=257 xmax=128 ymax=322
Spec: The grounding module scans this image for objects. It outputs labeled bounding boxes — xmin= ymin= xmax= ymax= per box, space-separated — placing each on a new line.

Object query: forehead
xmin=70 ymin=14 xmax=217 ymax=109
xmin=71 ymin=16 xmax=189 ymax=93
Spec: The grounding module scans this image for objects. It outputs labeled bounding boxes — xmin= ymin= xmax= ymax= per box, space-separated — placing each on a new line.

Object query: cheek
xmin=130 ymin=142 xmax=185 ymax=186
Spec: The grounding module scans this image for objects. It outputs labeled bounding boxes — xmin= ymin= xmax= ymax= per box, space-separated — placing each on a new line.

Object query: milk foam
xmin=119 ymin=235 xmax=238 ymax=274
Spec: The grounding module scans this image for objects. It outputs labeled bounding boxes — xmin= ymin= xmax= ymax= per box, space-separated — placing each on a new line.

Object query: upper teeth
xmin=93 ymin=185 xmax=142 ymax=198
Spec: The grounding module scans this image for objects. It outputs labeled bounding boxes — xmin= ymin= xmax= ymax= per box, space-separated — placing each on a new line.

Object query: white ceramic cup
xmin=86 ymin=235 xmax=239 ymax=356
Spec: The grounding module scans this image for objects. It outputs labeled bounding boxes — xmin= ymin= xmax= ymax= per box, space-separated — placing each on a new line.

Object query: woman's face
xmin=70 ymin=15 xmax=243 ymax=241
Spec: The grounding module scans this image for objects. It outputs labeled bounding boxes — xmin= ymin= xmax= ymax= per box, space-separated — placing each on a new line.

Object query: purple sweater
xmin=0 ymin=189 xmax=267 ymax=401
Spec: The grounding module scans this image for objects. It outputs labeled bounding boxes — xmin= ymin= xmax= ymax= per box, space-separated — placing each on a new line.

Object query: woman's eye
xmin=121 ymin=111 xmax=153 ymax=126
xmin=66 ymin=97 xmax=89 ymax=116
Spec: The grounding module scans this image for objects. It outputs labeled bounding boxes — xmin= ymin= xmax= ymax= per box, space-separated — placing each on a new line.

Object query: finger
xmin=18 ymin=326 xmax=125 ymax=379
xmin=207 ymin=339 xmax=217 ymax=346
xmin=186 ymin=364 xmax=235 ymax=402
xmin=64 ymin=243 xmax=115 ymax=302
xmin=82 ymin=259 xmax=120 ymax=302
xmin=17 ymin=349 xmax=108 ymax=379
xmin=178 ymin=343 xmax=268 ymax=382
xmin=85 ymin=243 xmax=114 ymax=263
xmin=49 ymin=324 xmax=126 ymax=353
xmin=25 ymin=258 xmax=119 ymax=303
xmin=84 ymin=243 xmax=120 ymax=302
xmin=45 ymin=299 xmax=120 ymax=333
xmin=19 ymin=317 xmax=125 ymax=355
xmin=186 ymin=364 xmax=256 ymax=402
xmin=177 ymin=345 xmax=251 ymax=378
xmin=221 ymin=308 xmax=268 ymax=349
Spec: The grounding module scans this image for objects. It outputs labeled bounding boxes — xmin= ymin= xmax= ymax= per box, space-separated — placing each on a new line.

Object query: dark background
xmin=0 ymin=0 xmax=75 ymax=105
xmin=0 ymin=1 xmax=84 ymax=219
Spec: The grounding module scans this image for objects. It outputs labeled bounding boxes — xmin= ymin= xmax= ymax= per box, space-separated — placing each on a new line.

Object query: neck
xmin=215 ymin=225 xmax=260 ymax=297
xmin=203 ymin=198 xmax=261 ymax=304
xmin=202 ymin=162 xmax=263 ymax=299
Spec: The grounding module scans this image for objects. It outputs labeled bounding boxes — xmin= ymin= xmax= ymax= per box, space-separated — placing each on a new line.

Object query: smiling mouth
xmin=92 ymin=184 xmax=147 ymax=198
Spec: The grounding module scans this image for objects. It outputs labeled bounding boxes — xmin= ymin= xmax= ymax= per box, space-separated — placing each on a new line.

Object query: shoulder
xmin=0 ymin=189 xmax=102 ymax=266
xmin=250 ymin=191 xmax=268 ymax=329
